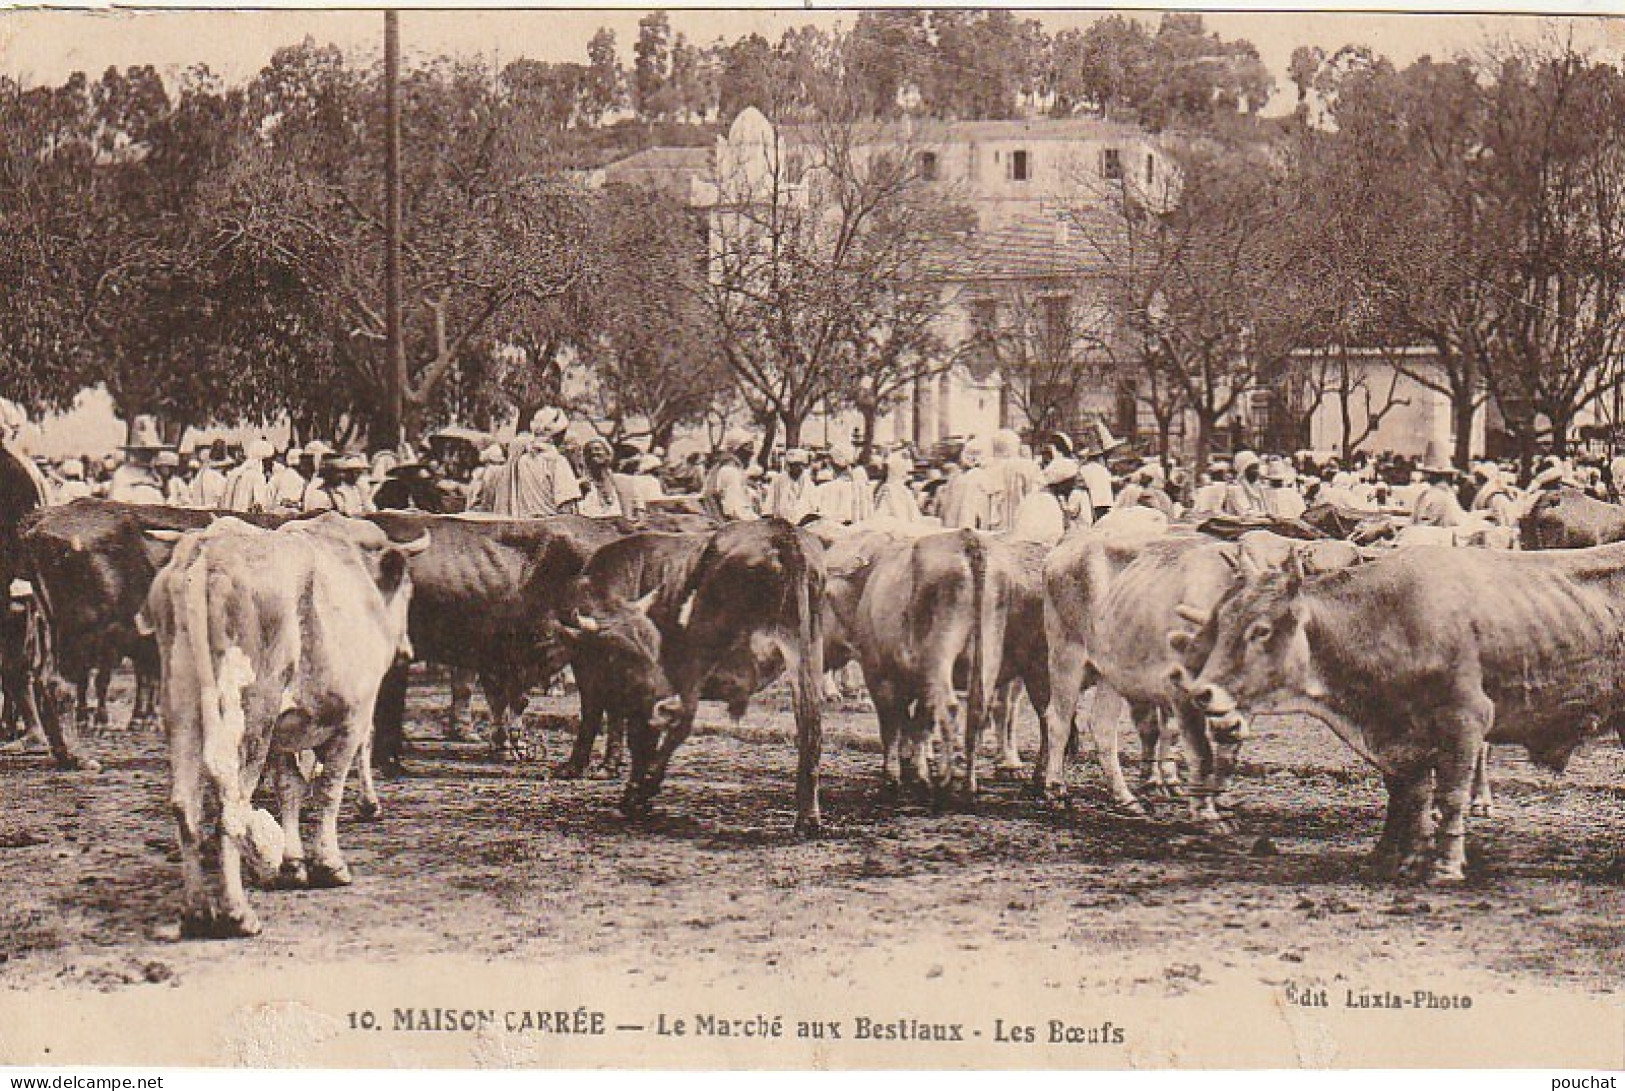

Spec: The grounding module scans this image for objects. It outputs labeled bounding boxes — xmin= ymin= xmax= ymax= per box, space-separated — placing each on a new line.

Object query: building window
xmin=918 ymin=151 xmax=939 ymax=182
xmin=1009 ymin=149 xmax=1030 ymax=182
xmin=1041 ymin=295 xmax=1070 ymax=357
xmin=1145 ymin=152 xmax=1156 ymax=185
xmin=1115 ymin=380 xmax=1140 ymax=440
xmin=1101 ymin=147 xmax=1123 ymax=181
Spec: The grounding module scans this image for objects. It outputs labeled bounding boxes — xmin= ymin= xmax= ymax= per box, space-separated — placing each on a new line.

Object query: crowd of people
xmin=22 ymin=406 xmax=1625 ymax=538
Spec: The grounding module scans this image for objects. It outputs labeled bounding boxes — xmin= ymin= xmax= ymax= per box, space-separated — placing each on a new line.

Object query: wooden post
xmin=383 ymin=10 xmax=406 ymax=449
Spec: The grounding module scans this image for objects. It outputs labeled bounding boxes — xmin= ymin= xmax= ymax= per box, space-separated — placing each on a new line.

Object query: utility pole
xmin=383 ymin=9 xmax=406 ymax=449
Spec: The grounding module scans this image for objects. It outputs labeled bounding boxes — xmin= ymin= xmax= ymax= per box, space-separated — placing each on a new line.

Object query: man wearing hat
xmin=190 ymin=440 xmax=233 ymax=510
xmin=1470 ymin=461 xmax=1518 ymax=526
xmin=1263 ymin=459 xmax=1306 ymax=519
xmin=765 ymin=447 xmax=815 ymax=523
xmin=1412 ymin=457 xmax=1467 ymax=527
xmin=986 ymin=428 xmax=1041 ymax=533
xmin=1223 ymin=450 xmax=1270 ymax=517
xmin=618 ymin=452 xmax=665 ymax=520
xmin=939 ymin=438 xmax=991 ymax=529
xmin=481 ymin=408 xmax=581 ymax=518
xmin=154 ymin=449 xmax=190 ymax=506
xmin=1114 ymin=459 xmax=1175 ymax=518
xmin=1009 ymin=457 xmax=1080 ymax=545
xmin=267 ymin=445 xmax=309 ymax=513
xmin=813 ymin=441 xmax=873 ymax=525
xmin=466 ymin=443 xmax=506 ymax=509
xmin=224 ymin=438 xmax=277 ymax=513
xmin=702 ymin=433 xmax=758 ymax=522
xmin=870 ymin=448 xmax=922 ymax=523
xmin=1079 ymin=422 xmax=1123 ymax=522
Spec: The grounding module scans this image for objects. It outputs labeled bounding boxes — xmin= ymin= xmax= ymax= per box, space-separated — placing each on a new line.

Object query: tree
xmin=1476 ymin=46 xmax=1625 ymax=459
xmin=582 ymin=27 xmax=625 ymax=126
xmin=701 ymin=102 xmax=968 ymax=455
xmin=985 ymin=285 xmax=1118 ymax=440
xmin=216 ymin=45 xmax=591 ymax=443
xmin=572 ymin=189 xmax=731 ymax=447
xmin=632 ymin=12 xmax=673 ymax=123
xmin=1081 ymin=138 xmax=1326 ymax=468
xmin=844 ymin=11 xmax=929 ymax=118
xmin=1051 ymin=15 xmax=1152 ymax=118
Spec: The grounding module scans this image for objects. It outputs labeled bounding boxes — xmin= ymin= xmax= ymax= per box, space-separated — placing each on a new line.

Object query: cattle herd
xmin=7 ymin=451 xmax=1625 ymax=941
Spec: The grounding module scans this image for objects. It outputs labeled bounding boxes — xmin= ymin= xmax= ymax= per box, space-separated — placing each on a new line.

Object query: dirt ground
xmin=2 ymin=665 xmax=1623 ymax=1002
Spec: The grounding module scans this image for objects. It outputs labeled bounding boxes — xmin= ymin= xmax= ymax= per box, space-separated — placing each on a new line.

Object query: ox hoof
xmin=793 ymin=815 xmax=824 ymax=839
xmin=1429 ymin=863 xmax=1468 ymax=886
xmin=180 ymin=908 xmax=262 ymax=940
xmin=587 ymin=764 xmax=622 ymax=782
xmin=64 ymin=755 xmax=103 ymax=774
xmin=619 ymin=795 xmax=655 ymax=821
xmin=355 ymin=799 xmax=383 ymax=823
xmin=374 ymin=758 xmax=406 ymax=780
xmin=1042 ymin=785 xmax=1071 ymax=812
xmin=1469 ymin=803 xmax=1496 ymax=819
xmin=553 ymin=761 xmax=588 ymax=780
xmin=1108 ymin=799 xmax=1151 ymax=821
xmin=307 ymin=862 xmax=353 ymax=889
xmin=994 ymin=762 xmax=1025 ymax=780
xmin=272 ymin=859 xmax=309 ymax=889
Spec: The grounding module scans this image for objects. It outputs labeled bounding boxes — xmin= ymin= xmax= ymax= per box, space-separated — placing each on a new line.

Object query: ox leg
xmin=32 ymin=673 xmax=97 ymax=772
xmin=1468 ymin=743 xmax=1494 ymax=819
xmin=871 ymin=680 xmax=908 ymax=801
xmin=925 ymin=681 xmax=962 ymax=813
xmin=1429 ymin=708 xmax=1489 ymax=884
xmin=1086 ymin=685 xmax=1145 ymax=816
xmin=169 ymin=714 xmax=219 ymax=936
xmin=91 ymin=657 xmax=113 ymax=735
xmin=444 ymin=667 xmax=475 ymax=741
xmin=994 ymin=681 xmax=1025 ymax=776
xmin=306 ymin=731 xmax=365 ymax=889
xmin=1370 ymin=765 xmax=1434 ymax=881
xmin=619 ymin=714 xmax=659 ymax=819
xmin=271 ymin=751 xmax=310 ymax=889
xmin=371 ymin=662 xmax=408 ymax=778
xmin=602 ymin=712 xmax=627 ymax=779
xmin=486 ymin=675 xmax=536 ymax=765
xmin=1039 ymin=641 xmax=1092 ymax=803
xmin=354 ymin=727 xmax=382 ymax=821
xmin=788 ymin=644 xmax=824 ymax=837
xmin=557 ymin=665 xmax=603 ymax=779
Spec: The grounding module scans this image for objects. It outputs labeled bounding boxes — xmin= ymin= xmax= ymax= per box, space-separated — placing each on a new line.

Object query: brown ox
xmin=1185 ymin=543 xmax=1625 ymax=882
xmin=145 ymin=515 xmax=427 ymax=938
xmin=1519 ymin=488 xmax=1625 ymax=550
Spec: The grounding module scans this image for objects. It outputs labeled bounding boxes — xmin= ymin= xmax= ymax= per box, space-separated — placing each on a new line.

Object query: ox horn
xmin=397 ymin=532 xmax=432 ymax=555
xmin=631 ymin=588 xmax=659 ymax=615
xmin=575 ymin=613 xmax=601 ymax=633
xmin=1236 ymin=549 xmax=1262 ymax=579
xmin=1174 ymin=603 xmax=1210 ymax=627
xmin=144 ymin=529 xmax=184 ymax=543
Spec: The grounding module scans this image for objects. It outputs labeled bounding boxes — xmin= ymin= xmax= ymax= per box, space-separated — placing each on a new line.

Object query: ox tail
xmin=961 ymin=530 xmax=995 ymax=756
xmin=776 ymin=523 xmax=824 ymax=833
xmin=180 ymin=555 xmax=282 ymax=877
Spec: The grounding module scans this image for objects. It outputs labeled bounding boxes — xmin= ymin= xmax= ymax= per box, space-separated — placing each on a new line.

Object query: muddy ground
xmin=1 ymin=666 xmax=1622 ymax=1003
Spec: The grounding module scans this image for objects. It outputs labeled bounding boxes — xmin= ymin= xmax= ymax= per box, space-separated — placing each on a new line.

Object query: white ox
xmin=144 ymin=514 xmax=428 ymax=939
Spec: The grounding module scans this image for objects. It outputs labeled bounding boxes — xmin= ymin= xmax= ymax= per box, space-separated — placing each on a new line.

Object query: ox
xmin=557 ymin=519 xmax=827 ymax=835
xmin=1520 ymin=488 xmax=1625 ymax=550
xmin=368 ymin=510 xmax=713 ymax=773
xmin=145 ymin=514 xmax=427 ymax=938
xmin=1184 ymin=543 xmax=1625 ymax=882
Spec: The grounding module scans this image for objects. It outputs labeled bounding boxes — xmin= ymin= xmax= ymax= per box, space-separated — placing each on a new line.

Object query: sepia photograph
xmin=0 ymin=4 xmax=1623 ymax=1071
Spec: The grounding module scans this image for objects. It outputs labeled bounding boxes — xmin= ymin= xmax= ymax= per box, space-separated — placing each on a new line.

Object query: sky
xmin=3 ymin=7 xmax=1622 ymax=117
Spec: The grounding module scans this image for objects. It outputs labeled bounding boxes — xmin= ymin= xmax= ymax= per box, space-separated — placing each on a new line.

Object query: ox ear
xmin=138 ymin=530 xmax=183 ymax=570
xmin=396 ymin=531 xmax=431 ymax=555
xmin=1236 ymin=547 xmax=1262 ymax=580
xmin=631 ymin=589 xmax=659 ymax=616
xmin=146 ymin=529 xmax=184 ymax=543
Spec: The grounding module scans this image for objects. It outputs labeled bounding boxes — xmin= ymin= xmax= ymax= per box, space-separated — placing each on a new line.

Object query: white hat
xmin=481 ymin=443 xmax=505 ymax=465
xmin=1043 ymin=457 xmax=1080 ymax=486
xmin=529 ymin=407 xmax=568 ymax=436
xmin=991 ymin=429 xmax=1021 ymax=459
xmin=305 ymin=440 xmax=333 ymax=458
xmin=246 ymin=438 xmax=275 ymax=461
xmin=828 ymin=442 xmax=854 ymax=468
xmin=154 ymin=450 xmax=181 ymax=469
xmin=1232 ymin=450 xmax=1260 ymax=475
xmin=0 ymin=400 xmax=26 ymax=434
xmin=784 ymin=448 xmax=810 ymax=465
xmin=60 ymin=458 xmax=84 ymax=479
xmin=1138 ymin=460 xmax=1166 ymax=485
xmin=285 ymin=445 xmax=304 ymax=460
